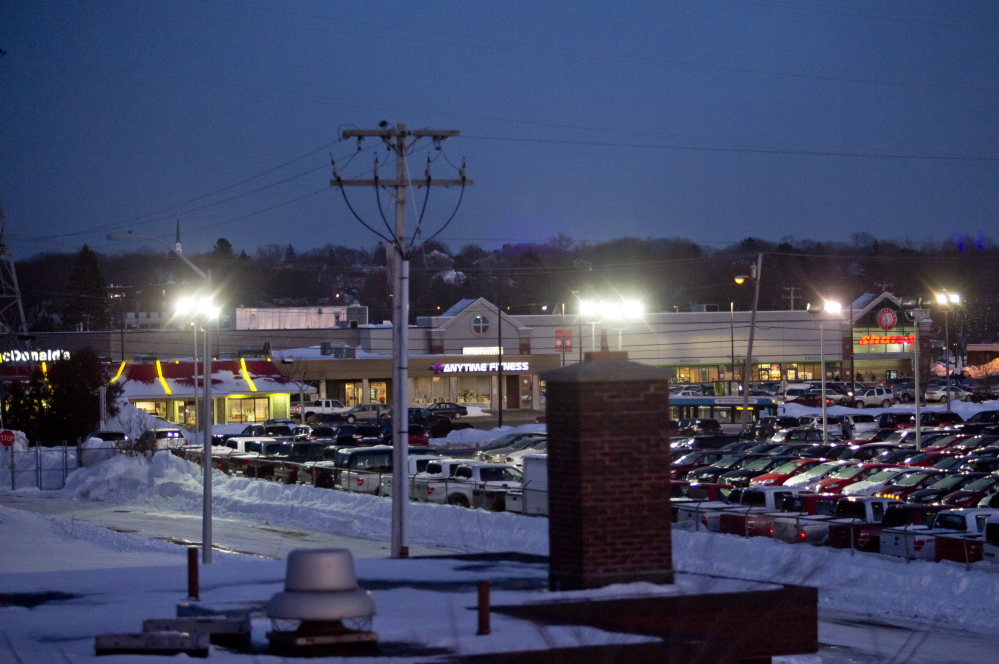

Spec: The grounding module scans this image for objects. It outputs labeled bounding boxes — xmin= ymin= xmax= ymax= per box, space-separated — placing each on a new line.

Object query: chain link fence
xmin=4 ymin=443 xmax=78 ymax=490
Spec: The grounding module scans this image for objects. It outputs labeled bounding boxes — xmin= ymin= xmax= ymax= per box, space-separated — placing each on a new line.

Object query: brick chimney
xmin=541 ymin=359 xmax=673 ymax=590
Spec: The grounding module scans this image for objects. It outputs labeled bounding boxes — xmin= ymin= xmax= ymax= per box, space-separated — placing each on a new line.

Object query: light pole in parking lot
xmin=905 ymin=303 xmax=930 ymax=451
xmin=808 ymin=300 xmax=843 ymax=445
xmin=109 ymin=231 xmax=217 ymax=563
xmin=935 ymin=292 xmax=961 ymax=413
xmin=735 ymin=254 xmax=763 ymax=434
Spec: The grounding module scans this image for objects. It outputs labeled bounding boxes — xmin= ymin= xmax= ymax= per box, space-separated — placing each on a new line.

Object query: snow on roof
xmin=441 ymin=298 xmax=477 ymax=317
xmin=114 ymin=359 xmax=314 ymax=399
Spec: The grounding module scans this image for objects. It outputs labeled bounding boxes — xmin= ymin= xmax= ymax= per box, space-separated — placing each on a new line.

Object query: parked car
xmin=475 ymin=434 xmax=548 ymax=462
xmin=813 ymin=464 xmax=894 ymax=494
xmin=841 ymin=467 xmax=911 ymax=496
xmin=718 ymin=455 xmax=797 ymax=488
xmin=425 ymin=402 xmax=468 ymax=419
xmin=747 ymin=416 xmax=800 ymax=441
xmin=875 ymin=469 xmax=952 ymax=501
xmin=853 ymin=387 xmax=894 ymax=408
xmin=956 ymin=410 xmax=999 ymax=435
xmin=670 ymin=450 xmax=729 ymax=481
xmin=136 ymin=427 xmax=187 ymax=453
xmin=925 ymin=385 xmax=974 ymax=403
xmin=748 ymin=458 xmax=824 ymax=487
xmin=899 ymin=411 xmax=964 ymax=429
xmin=938 ymin=474 xmax=999 ymax=508
xmin=839 ymin=414 xmax=879 ymax=439
xmin=687 ymin=454 xmax=766 ymax=484
xmin=905 ymin=473 xmax=987 ymax=504
xmin=671 ymin=434 xmax=742 ymax=451
xmin=677 ymin=418 xmax=721 ymax=435
xmin=344 ymin=403 xmax=393 ymax=423
xmin=334 ymin=424 xmax=385 ymax=446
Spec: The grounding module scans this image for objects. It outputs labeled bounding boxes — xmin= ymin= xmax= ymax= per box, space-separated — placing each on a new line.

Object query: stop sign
xmin=0 ymin=430 xmax=14 ymax=447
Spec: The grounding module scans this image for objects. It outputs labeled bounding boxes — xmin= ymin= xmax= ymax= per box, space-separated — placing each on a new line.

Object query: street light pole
xmin=906 ymin=305 xmax=930 ymax=452
xmin=739 ymin=254 xmax=763 ymax=434
xmin=935 ymin=292 xmax=961 ymax=413
xmin=109 ymin=231 xmax=215 ymax=564
xmin=809 ymin=301 xmax=842 ymax=445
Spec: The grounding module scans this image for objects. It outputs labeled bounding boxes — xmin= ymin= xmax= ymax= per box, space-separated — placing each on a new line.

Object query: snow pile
xmin=673 ymin=529 xmax=999 ymax=633
xmin=104 ymin=401 xmax=193 ymax=443
xmin=781 ymin=398 xmax=999 ymax=421
xmin=430 ymin=422 xmax=546 ymax=449
xmin=61 ymin=452 xmax=548 ymax=555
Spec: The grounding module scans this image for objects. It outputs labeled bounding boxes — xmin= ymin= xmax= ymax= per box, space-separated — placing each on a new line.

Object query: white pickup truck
xmin=377 ymin=453 xmax=445 ymax=498
xmin=881 ymin=508 xmax=999 ymax=562
xmin=825 ymin=496 xmax=905 ymax=552
xmin=419 ymin=463 xmax=523 ymax=509
xmin=675 ymin=486 xmax=803 ymax=533
xmin=505 ymin=455 xmax=548 ymax=515
xmin=292 ymin=399 xmax=352 ymax=422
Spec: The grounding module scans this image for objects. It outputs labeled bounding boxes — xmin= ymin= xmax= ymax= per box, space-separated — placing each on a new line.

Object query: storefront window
xmin=457 ymin=375 xmax=492 ymax=403
xmin=343 ymin=382 xmax=363 ymax=407
xmin=134 ymin=400 xmax=167 ymax=419
xmin=369 ymin=381 xmax=387 ymax=404
xmin=228 ymin=397 xmax=269 ymax=423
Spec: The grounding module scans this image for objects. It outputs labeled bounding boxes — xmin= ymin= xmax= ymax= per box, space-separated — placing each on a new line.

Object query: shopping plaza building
xmin=0 ymin=292 xmax=934 ymax=426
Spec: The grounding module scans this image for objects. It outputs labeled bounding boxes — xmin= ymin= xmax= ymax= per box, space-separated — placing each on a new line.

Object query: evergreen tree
xmin=62 ymin=245 xmax=110 ymax=330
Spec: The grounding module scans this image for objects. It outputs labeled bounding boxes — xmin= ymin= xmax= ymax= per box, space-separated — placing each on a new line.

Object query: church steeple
xmin=175 ymin=216 xmax=182 ymax=255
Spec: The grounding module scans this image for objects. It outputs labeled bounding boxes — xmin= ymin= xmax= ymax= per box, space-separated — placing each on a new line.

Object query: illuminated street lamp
xmin=934 ymin=292 xmax=961 ymax=413
xmin=579 ymin=299 xmax=644 ymax=351
xmin=109 ymin=231 xmax=217 ymax=564
xmin=808 ymin=300 xmax=843 ymax=445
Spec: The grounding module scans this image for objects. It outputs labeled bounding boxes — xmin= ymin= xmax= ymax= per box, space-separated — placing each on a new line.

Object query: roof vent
xmin=265 ymin=549 xmax=377 ymax=652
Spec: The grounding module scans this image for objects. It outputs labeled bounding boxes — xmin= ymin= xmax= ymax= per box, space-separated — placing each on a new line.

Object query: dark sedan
xmin=670 ymin=450 xmax=728 ymax=481
xmin=939 ymin=474 xmax=999 ymax=507
xmin=426 ymin=402 xmax=468 ymax=419
xmin=687 ymin=454 xmax=765 ymax=484
xmin=905 ymin=473 xmax=987 ymax=504
xmin=718 ymin=455 xmax=796 ymax=488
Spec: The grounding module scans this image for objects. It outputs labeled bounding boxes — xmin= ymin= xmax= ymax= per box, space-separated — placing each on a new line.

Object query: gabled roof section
xmin=853 ymin=292 xmax=903 ymax=322
xmin=441 ymin=298 xmax=477 ymax=317
xmin=435 ymin=297 xmax=530 ymax=332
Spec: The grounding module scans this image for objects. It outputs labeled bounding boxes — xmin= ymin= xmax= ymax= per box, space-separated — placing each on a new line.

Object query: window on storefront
xmin=228 ymin=397 xmax=269 ymax=423
xmin=369 ymin=381 xmax=387 ymax=404
xmin=134 ymin=400 xmax=167 ymax=419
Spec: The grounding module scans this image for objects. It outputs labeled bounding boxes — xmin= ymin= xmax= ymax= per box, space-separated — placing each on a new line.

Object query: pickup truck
xmin=880 ymin=508 xmax=999 ymax=562
xmin=825 ymin=497 xmax=906 ymax=552
xmin=675 ymin=486 xmax=803 ymax=533
xmin=767 ymin=494 xmax=842 ymax=545
xmin=419 ymin=463 xmax=523 ymax=510
xmin=271 ymin=442 xmax=331 ymax=484
xmin=983 ymin=514 xmax=999 ymax=564
xmin=196 ymin=437 xmax=280 ymax=474
xmin=292 ymin=399 xmax=352 ymax=422
xmin=411 ymin=459 xmax=487 ymax=501
xmin=376 ymin=453 xmax=445 ymax=498
xmin=505 ymin=454 xmax=550 ymax=515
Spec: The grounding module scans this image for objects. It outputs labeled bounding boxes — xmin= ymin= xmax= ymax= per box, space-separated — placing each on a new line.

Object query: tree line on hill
xmin=14 ymin=233 xmax=999 ymax=343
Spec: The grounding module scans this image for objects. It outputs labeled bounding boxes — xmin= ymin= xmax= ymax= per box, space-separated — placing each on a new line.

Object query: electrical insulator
xmin=356 ymin=136 xmax=363 ymax=151
xmin=373 ymin=156 xmax=380 ymax=179
xmin=425 ymin=155 xmax=432 ymax=179
xmin=460 ymin=158 xmax=467 ymax=180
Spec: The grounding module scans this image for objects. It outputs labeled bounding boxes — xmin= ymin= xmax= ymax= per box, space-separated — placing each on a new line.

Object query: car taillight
xmin=799 ymin=531 xmax=807 ymax=540
xmin=913 ymin=539 xmax=925 ymax=551
xmin=356 ymin=477 xmax=365 ymax=486
xmin=242 ymin=459 xmax=251 ymax=466
xmin=702 ymin=516 xmax=708 ymax=526
xmin=427 ymin=486 xmax=435 ymax=494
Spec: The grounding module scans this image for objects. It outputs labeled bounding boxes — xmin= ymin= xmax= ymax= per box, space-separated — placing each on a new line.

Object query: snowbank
xmin=430 ymin=422 xmax=546 ymax=449
xmin=0 ymin=431 xmax=75 ymax=490
xmin=61 ymin=452 xmax=548 ymax=555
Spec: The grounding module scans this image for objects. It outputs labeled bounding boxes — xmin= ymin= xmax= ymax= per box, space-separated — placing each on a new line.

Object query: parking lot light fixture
xmin=109 ymin=230 xmax=215 ymax=564
xmin=934 ymin=291 xmax=961 ymax=413
xmin=809 ymin=300 xmax=843 ymax=445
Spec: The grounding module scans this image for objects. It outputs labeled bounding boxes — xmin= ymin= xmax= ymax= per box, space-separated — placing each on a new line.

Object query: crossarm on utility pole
xmin=331 ymin=179 xmax=473 ymax=187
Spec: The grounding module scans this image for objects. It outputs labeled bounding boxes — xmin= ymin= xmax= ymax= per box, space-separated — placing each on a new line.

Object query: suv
xmin=135 ymin=427 xmax=187 ymax=454
xmin=854 ymin=387 xmax=894 ymax=408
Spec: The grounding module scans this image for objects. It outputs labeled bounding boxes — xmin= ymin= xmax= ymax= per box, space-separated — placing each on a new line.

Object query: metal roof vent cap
xmin=265 ymin=549 xmax=377 ymax=651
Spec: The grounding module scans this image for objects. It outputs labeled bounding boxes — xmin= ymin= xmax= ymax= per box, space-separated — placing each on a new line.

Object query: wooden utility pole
xmin=335 ymin=124 xmax=471 ymax=558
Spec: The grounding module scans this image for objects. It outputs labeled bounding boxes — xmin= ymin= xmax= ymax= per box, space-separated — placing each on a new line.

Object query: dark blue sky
xmin=2 ymin=0 xmax=997 ymax=259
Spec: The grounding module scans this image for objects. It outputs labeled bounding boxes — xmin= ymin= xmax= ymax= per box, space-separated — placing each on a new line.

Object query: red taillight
xmin=702 ymin=516 xmax=708 ymax=526
xmin=356 ymin=477 xmax=365 ymax=486
xmin=242 ymin=459 xmax=251 ymax=466
xmin=800 ymin=531 xmax=807 ymax=540
xmin=427 ymin=486 xmax=435 ymax=495
xmin=913 ymin=539 xmax=925 ymax=551
xmin=769 ymin=529 xmax=774 ymax=535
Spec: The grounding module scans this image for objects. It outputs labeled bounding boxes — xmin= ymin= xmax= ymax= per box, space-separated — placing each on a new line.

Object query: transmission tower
xmin=0 ymin=196 xmax=28 ymax=335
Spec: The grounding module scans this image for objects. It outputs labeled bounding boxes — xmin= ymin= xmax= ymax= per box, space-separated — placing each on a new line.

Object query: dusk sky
xmin=2 ymin=1 xmax=997 ymax=259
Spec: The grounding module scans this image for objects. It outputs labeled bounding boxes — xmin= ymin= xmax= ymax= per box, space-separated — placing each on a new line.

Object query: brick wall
xmin=542 ymin=360 xmax=673 ymax=590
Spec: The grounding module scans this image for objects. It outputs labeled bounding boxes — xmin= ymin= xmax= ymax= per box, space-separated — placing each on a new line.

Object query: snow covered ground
xmin=5 ymin=402 xmax=999 ymax=661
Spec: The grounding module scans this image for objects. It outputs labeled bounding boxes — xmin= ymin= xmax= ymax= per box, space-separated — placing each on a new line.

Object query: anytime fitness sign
xmin=432 ymin=361 xmax=530 ymax=374
xmin=1 ymin=349 xmax=71 ymax=364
